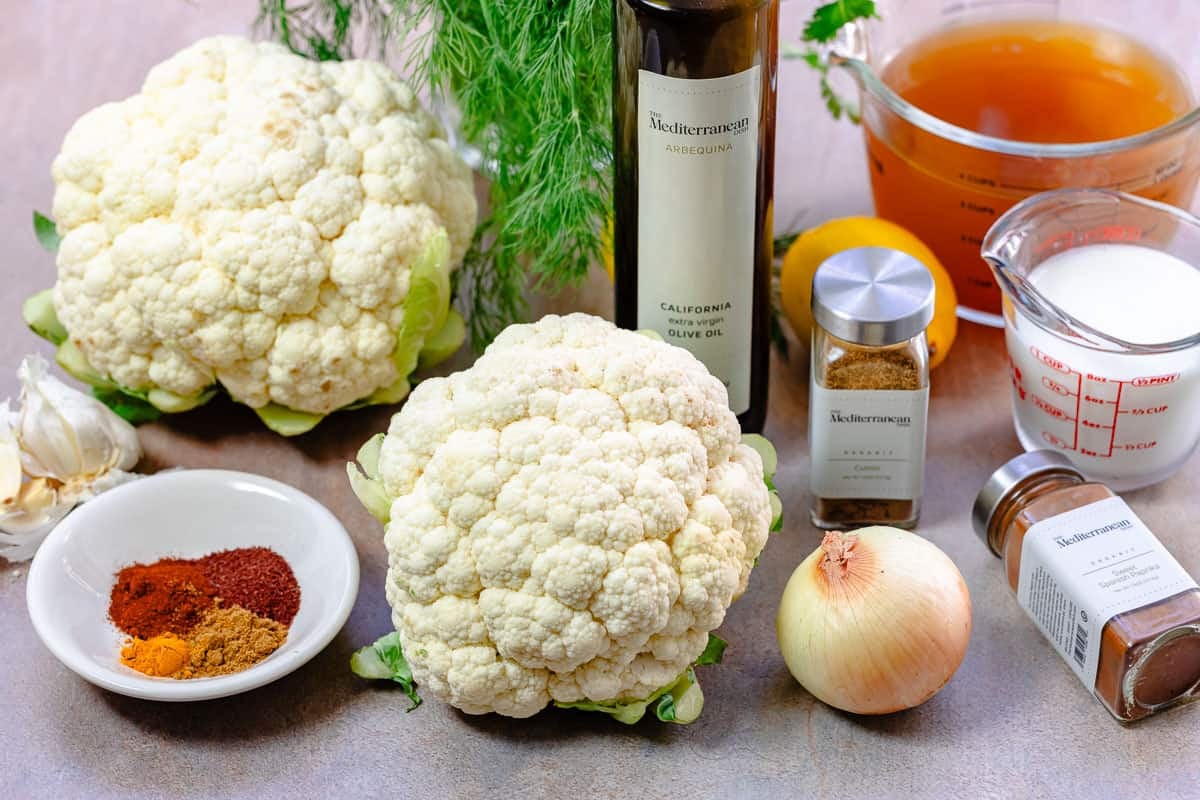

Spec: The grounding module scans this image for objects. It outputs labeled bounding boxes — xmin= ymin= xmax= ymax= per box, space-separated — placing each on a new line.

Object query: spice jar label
xmin=1017 ymin=496 xmax=1199 ymax=690
xmin=809 ymin=386 xmax=929 ymax=499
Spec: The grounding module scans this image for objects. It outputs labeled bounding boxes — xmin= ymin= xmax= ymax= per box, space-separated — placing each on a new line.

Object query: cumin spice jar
xmin=808 ymin=247 xmax=933 ymax=529
xmin=974 ymin=451 xmax=1200 ymax=722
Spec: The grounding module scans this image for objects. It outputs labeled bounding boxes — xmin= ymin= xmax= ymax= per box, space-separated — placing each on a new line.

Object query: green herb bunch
xmin=787 ymin=0 xmax=878 ymax=122
xmin=257 ymin=1 xmax=613 ymax=350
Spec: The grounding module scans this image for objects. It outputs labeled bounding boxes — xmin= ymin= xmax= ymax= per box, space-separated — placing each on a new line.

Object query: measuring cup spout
xmin=983 ymin=188 xmax=1200 ymax=352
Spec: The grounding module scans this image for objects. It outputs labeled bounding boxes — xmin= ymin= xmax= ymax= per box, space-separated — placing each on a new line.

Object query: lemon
xmin=601 ymin=216 xmax=615 ymax=281
xmin=779 ymin=216 xmax=958 ymax=369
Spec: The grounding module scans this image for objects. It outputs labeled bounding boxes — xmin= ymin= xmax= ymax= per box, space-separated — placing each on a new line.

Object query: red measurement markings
xmin=1122 ymin=405 xmax=1169 ymax=416
xmin=1042 ymin=376 xmax=1072 ymax=397
xmin=1132 ymin=373 xmax=1180 ymax=387
xmin=1108 ymin=381 xmax=1123 ymax=457
xmin=1033 ymin=393 xmax=1073 ymax=421
xmin=1029 ymin=346 xmax=1081 ymax=449
xmin=1042 ymin=431 xmax=1070 ymax=448
xmin=1082 ymin=393 xmax=1114 ymax=404
xmin=1033 ymin=225 xmax=1142 ymax=257
xmin=1031 ymin=346 xmax=1071 ymax=373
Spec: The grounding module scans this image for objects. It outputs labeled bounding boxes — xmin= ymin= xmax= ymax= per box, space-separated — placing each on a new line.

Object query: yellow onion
xmin=777 ymin=526 xmax=971 ymax=714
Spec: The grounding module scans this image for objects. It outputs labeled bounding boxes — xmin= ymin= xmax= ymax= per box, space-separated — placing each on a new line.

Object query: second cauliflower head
xmin=350 ymin=314 xmax=774 ymax=719
xmin=34 ymin=36 xmax=477 ymax=432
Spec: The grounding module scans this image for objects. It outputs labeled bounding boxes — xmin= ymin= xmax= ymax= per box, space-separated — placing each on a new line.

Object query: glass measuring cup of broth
xmin=982 ymin=189 xmax=1200 ymax=490
xmin=820 ymin=0 xmax=1200 ymax=325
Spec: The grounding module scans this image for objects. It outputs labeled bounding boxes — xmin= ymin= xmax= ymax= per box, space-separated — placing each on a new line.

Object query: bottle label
xmin=808 ymin=384 xmax=929 ymax=499
xmin=637 ymin=66 xmax=760 ymax=415
xmin=1017 ymin=496 xmax=1199 ymax=690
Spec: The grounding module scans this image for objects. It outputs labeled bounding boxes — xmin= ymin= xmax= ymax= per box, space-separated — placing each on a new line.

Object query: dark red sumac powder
xmin=198 ymin=547 xmax=301 ymax=625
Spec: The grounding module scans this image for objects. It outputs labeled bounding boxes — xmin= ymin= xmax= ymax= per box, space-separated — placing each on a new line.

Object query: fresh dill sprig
xmin=257 ymin=0 xmax=612 ymax=350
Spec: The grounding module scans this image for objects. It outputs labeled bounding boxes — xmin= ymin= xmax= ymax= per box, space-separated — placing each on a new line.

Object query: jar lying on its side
xmin=974 ymin=450 xmax=1200 ymax=722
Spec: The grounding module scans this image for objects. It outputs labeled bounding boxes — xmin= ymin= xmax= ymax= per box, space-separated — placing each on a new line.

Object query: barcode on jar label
xmin=1073 ymin=623 xmax=1088 ymax=667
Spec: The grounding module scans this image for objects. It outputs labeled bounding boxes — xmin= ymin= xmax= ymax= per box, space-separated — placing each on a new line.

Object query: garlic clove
xmin=15 ymin=355 xmax=141 ymax=481
xmin=0 ymin=477 xmax=74 ymax=561
xmin=60 ymin=468 xmax=141 ymax=504
xmin=0 ymin=401 xmax=21 ymax=503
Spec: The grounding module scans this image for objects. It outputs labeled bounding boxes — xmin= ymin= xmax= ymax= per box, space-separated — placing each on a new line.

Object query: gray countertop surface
xmin=2 ymin=2 xmax=1198 ymax=798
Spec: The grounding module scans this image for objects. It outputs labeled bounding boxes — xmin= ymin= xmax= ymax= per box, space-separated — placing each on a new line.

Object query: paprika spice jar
xmin=973 ymin=450 xmax=1200 ymax=722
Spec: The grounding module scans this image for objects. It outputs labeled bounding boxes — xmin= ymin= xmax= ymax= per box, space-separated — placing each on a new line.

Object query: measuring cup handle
xmin=780 ymin=14 xmax=871 ymax=123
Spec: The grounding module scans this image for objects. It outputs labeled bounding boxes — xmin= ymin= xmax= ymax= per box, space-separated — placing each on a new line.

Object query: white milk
xmin=1005 ymin=243 xmax=1200 ymax=489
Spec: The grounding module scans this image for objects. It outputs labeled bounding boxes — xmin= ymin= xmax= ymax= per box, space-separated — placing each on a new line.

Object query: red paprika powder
xmin=108 ymin=560 xmax=218 ymax=639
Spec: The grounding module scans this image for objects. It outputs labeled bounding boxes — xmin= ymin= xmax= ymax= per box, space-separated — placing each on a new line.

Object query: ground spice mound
xmin=120 ymin=633 xmax=189 ymax=677
xmin=823 ymin=348 xmax=922 ymax=390
xmin=177 ymin=605 xmax=288 ymax=679
xmin=108 ymin=560 xmax=218 ymax=639
xmin=200 ymin=547 xmax=301 ymax=625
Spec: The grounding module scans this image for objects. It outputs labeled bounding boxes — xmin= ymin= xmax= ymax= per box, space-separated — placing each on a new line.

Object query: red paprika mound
xmin=109 ymin=560 xmax=218 ymax=639
xmin=199 ymin=547 xmax=301 ymax=626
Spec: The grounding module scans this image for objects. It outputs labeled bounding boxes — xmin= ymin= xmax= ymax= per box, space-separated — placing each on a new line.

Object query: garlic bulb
xmin=14 ymin=355 xmax=140 ymax=482
xmin=0 ymin=402 xmax=20 ymax=502
xmin=0 ymin=355 xmax=142 ymax=561
xmin=776 ymin=526 xmax=972 ymax=714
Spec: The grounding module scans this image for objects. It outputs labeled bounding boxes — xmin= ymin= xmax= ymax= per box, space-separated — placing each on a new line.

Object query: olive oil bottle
xmin=613 ymin=0 xmax=778 ymax=433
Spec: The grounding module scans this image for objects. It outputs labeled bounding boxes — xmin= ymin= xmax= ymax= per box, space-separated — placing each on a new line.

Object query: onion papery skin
xmin=776 ymin=526 xmax=972 ymax=714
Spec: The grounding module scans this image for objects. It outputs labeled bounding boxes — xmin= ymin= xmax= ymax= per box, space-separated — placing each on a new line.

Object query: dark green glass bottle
xmin=613 ymin=0 xmax=778 ymax=433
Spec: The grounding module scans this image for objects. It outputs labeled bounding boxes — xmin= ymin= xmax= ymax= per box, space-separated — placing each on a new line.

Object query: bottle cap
xmin=810 ymin=247 xmax=936 ymax=346
xmin=972 ymin=450 xmax=1083 ymax=556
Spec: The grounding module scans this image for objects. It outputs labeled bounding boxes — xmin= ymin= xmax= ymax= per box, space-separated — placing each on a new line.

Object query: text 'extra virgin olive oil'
xmin=613 ymin=0 xmax=778 ymax=433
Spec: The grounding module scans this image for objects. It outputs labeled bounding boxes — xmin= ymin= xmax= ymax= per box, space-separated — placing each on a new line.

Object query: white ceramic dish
xmin=26 ymin=469 xmax=360 ymax=702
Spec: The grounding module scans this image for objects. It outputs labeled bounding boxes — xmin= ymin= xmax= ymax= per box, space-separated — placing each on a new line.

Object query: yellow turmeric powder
xmin=120 ymin=633 xmax=189 ymax=677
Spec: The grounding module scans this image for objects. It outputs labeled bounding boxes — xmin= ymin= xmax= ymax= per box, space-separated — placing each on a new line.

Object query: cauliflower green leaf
xmin=33 ymin=210 xmax=60 ymax=253
xmin=350 ymin=632 xmax=422 ymax=711
xmin=742 ymin=433 xmax=783 ymax=533
xmin=92 ymin=387 xmax=163 ymax=425
xmin=347 ymin=433 xmax=390 ymax=523
xmin=22 ymin=289 xmax=67 ymax=347
xmin=417 ymin=308 xmax=467 ymax=371
xmin=554 ymin=633 xmax=727 ymax=726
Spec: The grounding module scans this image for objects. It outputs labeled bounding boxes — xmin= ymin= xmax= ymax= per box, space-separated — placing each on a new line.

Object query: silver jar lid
xmin=972 ymin=450 xmax=1083 ymax=556
xmin=811 ymin=247 xmax=935 ymax=346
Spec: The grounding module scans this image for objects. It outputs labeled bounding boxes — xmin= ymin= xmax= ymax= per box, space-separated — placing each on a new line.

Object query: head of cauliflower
xmin=349 ymin=314 xmax=775 ymax=720
xmin=26 ymin=36 xmax=476 ymax=433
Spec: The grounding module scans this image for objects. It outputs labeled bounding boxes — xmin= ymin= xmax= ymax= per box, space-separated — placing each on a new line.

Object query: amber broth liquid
xmin=866 ymin=19 xmax=1197 ymax=315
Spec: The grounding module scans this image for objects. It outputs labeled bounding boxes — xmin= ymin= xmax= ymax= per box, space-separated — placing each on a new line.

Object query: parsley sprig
xmin=788 ymin=0 xmax=879 ymax=122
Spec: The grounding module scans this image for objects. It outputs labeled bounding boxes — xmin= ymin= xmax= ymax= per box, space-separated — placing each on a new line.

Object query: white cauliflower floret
xmin=357 ymin=314 xmax=774 ymax=719
xmin=42 ymin=35 xmax=476 ymax=426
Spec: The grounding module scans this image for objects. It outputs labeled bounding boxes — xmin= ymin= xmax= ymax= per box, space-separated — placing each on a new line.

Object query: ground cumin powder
xmin=813 ymin=348 xmax=924 ymax=527
xmin=177 ymin=605 xmax=288 ymax=679
xmin=822 ymin=349 xmax=922 ymax=391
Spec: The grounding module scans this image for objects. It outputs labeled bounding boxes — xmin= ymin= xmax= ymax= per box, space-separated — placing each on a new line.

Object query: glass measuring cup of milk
xmin=817 ymin=0 xmax=1200 ymax=325
xmin=983 ymin=189 xmax=1200 ymax=490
